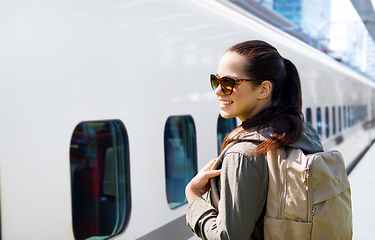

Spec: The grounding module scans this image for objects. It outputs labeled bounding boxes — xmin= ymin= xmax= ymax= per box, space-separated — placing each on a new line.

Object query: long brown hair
xmin=220 ymin=40 xmax=304 ymax=154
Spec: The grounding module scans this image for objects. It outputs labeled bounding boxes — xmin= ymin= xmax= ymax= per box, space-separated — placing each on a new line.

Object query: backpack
xmin=264 ymin=147 xmax=353 ymax=240
xmin=210 ymin=145 xmax=353 ymax=239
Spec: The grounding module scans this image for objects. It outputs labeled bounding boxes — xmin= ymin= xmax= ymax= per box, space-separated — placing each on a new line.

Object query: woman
xmin=185 ymin=40 xmax=323 ymax=239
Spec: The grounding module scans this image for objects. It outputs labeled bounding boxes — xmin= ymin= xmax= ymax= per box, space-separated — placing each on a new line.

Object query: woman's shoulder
xmin=225 ymin=126 xmax=272 ymax=154
xmin=223 ymin=141 xmax=267 ymax=168
xmin=222 ymin=141 xmax=268 ymax=181
xmin=225 ymin=141 xmax=258 ymax=155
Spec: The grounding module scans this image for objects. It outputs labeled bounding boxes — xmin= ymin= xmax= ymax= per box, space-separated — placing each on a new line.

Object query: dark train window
xmin=70 ymin=120 xmax=131 ymax=240
xmin=343 ymin=106 xmax=347 ymax=129
xmin=362 ymin=105 xmax=365 ymax=121
xmin=317 ymin=107 xmax=322 ymax=139
xmin=364 ymin=105 xmax=368 ymax=120
xmin=164 ymin=116 xmax=197 ymax=209
xmin=217 ymin=115 xmax=237 ymax=155
xmin=363 ymin=105 xmax=366 ymax=120
xmin=338 ymin=106 xmax=342 ymax=132
xmin=305 ymin=108 xmax=312 ymax=125
xmin=325 ymin=107 xmax=330 ymax=138
xmin=332 ymin=106 xmax=336 ymax=135
xmin=347 ymin=106 xmax=351 ymax=128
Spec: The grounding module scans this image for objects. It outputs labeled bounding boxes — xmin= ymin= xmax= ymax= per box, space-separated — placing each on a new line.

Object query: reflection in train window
xmin=70 ymin=120 xmax=131 ymax=240
xmin=338 ymin=106 xmax=342 ymax=132
xmin=217 ymin=115 xmax=237 ymax=155
xmin=317 ymin=107 xmax=322 ymax=139
xmin=305 ymin=108 xmax=312 ymax=126
xmin=164 ymin=116 xmax=197 ymax=209
xmin=332 ymin=106 xmax=336 ymax=135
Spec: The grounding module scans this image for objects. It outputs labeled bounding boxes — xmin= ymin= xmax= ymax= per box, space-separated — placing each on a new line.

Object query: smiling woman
xmin=185 ymin=40 xmax=308 ymax=240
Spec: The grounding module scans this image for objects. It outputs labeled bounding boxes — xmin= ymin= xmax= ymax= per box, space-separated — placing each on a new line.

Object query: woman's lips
xmin=219 ymin=100 xmax=234 ymax=108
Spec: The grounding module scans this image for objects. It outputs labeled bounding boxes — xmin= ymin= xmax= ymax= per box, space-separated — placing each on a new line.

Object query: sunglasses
xmin=210 ymin=74 xmax=262 ymax=95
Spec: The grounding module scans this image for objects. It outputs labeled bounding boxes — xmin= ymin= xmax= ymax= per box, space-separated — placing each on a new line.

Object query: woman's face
xmin=215 ymin=51 xmax=271 ymax=122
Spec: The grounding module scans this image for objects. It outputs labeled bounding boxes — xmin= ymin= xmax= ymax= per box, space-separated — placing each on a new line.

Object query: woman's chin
xmin=220 ymin=111 xmax=234 ymax=119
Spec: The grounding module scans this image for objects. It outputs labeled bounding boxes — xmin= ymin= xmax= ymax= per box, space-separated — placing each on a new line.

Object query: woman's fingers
xmin=201 ymin=159 xmax=217 ymax=172
xmin=185 ymin=161 xmax=222 ymax=204
xmin=202 ymin=169 xmax=221 ymax=179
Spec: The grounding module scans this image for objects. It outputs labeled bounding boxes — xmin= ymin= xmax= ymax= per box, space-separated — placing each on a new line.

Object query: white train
xmin=1 ymin=0 xmax=374 ymax=239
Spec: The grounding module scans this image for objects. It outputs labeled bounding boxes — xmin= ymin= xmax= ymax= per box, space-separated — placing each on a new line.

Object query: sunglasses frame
xmin=210 ymin=74 xmax=262 ymax=95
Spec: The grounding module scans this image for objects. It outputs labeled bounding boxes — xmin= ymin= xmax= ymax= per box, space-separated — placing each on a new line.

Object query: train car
xmin=1 ymin=0 xmax=374 ymax=239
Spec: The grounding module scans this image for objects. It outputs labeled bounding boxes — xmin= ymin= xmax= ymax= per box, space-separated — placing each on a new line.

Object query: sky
xmin=330 ymin=0 xmax=361 ymax=22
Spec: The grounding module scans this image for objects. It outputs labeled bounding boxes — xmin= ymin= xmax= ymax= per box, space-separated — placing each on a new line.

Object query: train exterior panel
xmin=0 ymin=0 xmax=374 ymax=239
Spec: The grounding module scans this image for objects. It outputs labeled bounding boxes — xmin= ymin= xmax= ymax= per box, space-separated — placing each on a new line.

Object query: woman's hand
xmin=185 ymin=159 xmax=221 ymax=204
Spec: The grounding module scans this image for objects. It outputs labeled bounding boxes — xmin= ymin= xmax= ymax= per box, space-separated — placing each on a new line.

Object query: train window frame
xmin=217 ymin=115 xmax=237 ymax=156
xmin=164 ymin=115 xmax=197 ymax=209
xmin=69 ymin=120 xmax=131 ymax=240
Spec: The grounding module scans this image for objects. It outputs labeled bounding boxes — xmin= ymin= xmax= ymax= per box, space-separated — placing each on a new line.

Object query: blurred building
xmin=365 ymin=32 xmax=375 ymax=79
xmin=257 ymin=0 xmax=331 ymax=41
xmin=229 ymin=0 xmax=375 ymax=81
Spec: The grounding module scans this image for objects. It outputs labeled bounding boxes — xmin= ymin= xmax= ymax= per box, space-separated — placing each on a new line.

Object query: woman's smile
xmin=219 ymin=99 xmax=234 ymax=108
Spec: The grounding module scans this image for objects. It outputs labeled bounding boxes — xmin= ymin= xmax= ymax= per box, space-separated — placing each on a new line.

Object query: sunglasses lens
xmin=221 ymin=79 xmax=234 ymax=95
xmin=210 ymin=75 xmax=235 ymax=95
xmin=210 ymin=75 xmax=219 ymax=90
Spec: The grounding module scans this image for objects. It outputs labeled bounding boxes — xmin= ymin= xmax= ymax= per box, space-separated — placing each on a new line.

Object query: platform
xmin=349 ymin=143 xmax=375 ymax=239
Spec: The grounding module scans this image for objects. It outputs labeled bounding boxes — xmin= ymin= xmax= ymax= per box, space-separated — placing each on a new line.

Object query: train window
xmin=332 ymin=106 xmax=336 ymax=135
xmin=362 ymin=105 xmax=365 ymax=121
xmin=217 ymin=115 xmax=237 ymax=155
xmin=347 ymin=106 xmax=351 ymax=128
xmin=70 ymin=120 xmax=131 ymax=240
xmin=343 ymin=106 xmax=347 ymax=129
xmin=338 ymin=106 xmax=342 ymax=132
xmin=164 ymin=116 xmax=197 ymax=209
xmin=364 ymin=105 xmax=368 ymax=120
xmin=363 ymin=105 xmax=365 ymax=120
xmin=352 ymin=105 xmax=355 ymax=126
xmin=317 ymin=107 xmax=322 ymax=139
xmin=305 ymin=108 xmax=312 ymax=125
xmin=325 ymin=107 xmax=330 ymax=138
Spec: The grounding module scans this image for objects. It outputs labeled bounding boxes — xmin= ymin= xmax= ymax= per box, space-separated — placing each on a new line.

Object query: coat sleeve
xmin=186 ymin=152 xmax=268 ymax=240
